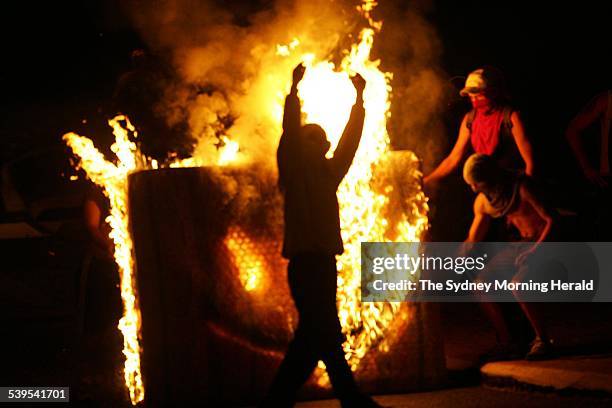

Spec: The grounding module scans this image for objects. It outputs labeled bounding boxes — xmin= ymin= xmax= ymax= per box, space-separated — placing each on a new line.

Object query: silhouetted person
xmin=83 ymin=185 xmax=114 ymax=261
xmin=463 ymin=154 xmax=555 ymax=361
xmin=566 ymin=90 xmax=612 ymax=187
xmin=82 ymin=185 xmax=121 ymax=335
xmin=424 ymin=67 xmax=534 ymax=186
xmin=261 ymin=64 xmax=382 ymax=408
xmin=566 ymin=90 xmax=612 ymax=239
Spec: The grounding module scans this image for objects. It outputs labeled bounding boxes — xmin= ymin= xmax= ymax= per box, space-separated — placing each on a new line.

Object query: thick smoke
xmin=125 ymin=0 xmax=362 ymax=168
xmin=123 ymin=0 xmax=447 ymax=172
xmin=375 ymin=0 xmax=447 ymax=174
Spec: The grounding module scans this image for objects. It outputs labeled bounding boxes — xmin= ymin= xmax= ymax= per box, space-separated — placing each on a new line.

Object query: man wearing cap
xmin=424 ymin=67 xmax=535 ymax=186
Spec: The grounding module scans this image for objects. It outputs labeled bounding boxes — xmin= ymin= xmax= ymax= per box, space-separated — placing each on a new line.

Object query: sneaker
xmin=480 ymin=342 xmax=523 ymax=363
xmin=525 ymin=337 xmax=554 ymax=361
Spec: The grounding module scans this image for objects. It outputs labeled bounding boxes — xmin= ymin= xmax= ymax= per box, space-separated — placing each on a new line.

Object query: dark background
xmin=2 ymin=0 xmax=610 ymax=160
xmin=0 ymin=1 xmax=610 ymax=404
xmin=2 ymin=0 xmax=610 ymax=203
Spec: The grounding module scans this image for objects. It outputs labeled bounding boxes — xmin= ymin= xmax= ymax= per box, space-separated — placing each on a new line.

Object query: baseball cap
xmin=460 ymin=69 xmax=486 ymax=96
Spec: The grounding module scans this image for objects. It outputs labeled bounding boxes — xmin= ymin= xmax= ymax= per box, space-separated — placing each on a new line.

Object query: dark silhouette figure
xmin=83 ymin=185 xmax=114 ymax=261
xmin=566 ymin=90 xmax=612 ymax=239
xmin=566 ymin=90 xmax=612 ymax=187
xmin=262 ymin=64 xmax=382 ymax=408
xmin=81 ymin=185 xmax=121 ymax=336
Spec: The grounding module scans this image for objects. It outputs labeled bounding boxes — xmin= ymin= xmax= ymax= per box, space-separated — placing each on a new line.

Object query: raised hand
xmin=292 ymin=63 xmax=306 ymax=86
xmin=351 ymin=73 xmax=366 ymax=95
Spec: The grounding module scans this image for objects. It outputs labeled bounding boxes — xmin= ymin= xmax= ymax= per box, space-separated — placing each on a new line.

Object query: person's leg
xmin=516 ymin=302 xmax=547 ymax=340
xmin=480 ymin=302 xmax=513 ymax=344
xmin=512 ymin=258 xmax=553 ymax=360
xmin=476 ymin=246 xmax=519 ymax=345
xmin=261 ymin=255 xmax=319 ymax=407
xmin=475 ymin=246 xmax=524 ymax=361
xmin=263 ymin=326 xmax=319 ymax=407
xmin=264 ymin=254 xmax=381 ymax=408
xmin=314 ymin=256 xmax=383 ymax=408
xmin=314 ymin=255 xmax=358 ymax=398
xmin=512 ymin=265 xmax=548 ymax=341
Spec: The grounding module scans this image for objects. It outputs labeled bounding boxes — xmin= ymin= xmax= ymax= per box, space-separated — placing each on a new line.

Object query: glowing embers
xmin=224 ymin=226 xmax=265 ymax=292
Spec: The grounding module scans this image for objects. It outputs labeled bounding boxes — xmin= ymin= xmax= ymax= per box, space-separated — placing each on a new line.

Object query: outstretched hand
xmin=292 ymin=63 xmax=306 ymax=85
xmin=351 ymin=73 xmax=366 ymax=95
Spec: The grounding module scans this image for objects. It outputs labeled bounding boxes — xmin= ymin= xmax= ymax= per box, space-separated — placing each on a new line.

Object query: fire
xmin=217 ymin=136 xmax=240 ymax=166
xmin=276 ymin=38 xmax=300 ymax=57
xmin=62 ymin=0 xmax=428 ymax=403
xmin=296 ymin=27 xmax=428 ymax=372
xmin=63 ymin=116 xmax=147 ymax=405
xmin=224 ymin=226 xmax=264 ymax=292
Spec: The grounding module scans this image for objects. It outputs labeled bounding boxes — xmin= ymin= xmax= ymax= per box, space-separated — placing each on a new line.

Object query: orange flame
xmin=63 ymin=116 xmax=147 ymax=404
xmin=224 ymin=226 xmax=264 ymax=292
xmin=295 ymin=27 xmax=428 ymax=375
xmin=63 ymin=0 xmax=428 ymax=402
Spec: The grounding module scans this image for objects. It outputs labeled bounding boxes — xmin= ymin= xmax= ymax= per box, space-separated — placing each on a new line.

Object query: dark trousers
xmin=263 ymin=253 xmax=358 ymax=407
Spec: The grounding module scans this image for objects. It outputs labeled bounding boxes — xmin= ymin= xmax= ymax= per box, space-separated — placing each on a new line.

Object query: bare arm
xmin=277 ymin=90 xmax=301 ymax=161
xmin=565 ymin=93 xmax=608 ymax=187
xmin=510 ymin=112 xmax=535 ymax=176
xmin=424 ymin=115 xmax=471 ymax=185
xmin=329 ymin=74 xmax=366 ymax=183
xmin=465 ymin=193 xmax=492 ymax=243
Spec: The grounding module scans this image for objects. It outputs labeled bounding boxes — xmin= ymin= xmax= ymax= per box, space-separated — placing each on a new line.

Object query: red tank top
xmin=470 ymin=109 xmax=505 ymax=155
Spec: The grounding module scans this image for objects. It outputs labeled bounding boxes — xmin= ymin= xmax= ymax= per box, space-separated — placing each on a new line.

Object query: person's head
xmin=463 ymin=153 xmax=505 ymax=193
xmin=130 ymin=49 xmax=148 ymax=69
xmin=460 ymin=66 xmax=510 ymax=109
xmin=301 ymin=124 xmax=330 ymax=160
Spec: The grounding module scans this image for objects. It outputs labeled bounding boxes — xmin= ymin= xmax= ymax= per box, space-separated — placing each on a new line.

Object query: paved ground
xmin=441 ymin=302 xmax=612 ymax=370
xmin=294 ymin=386 xmax=612 ymax=408
xmin=482 ymin=354 xmax=612 ymax=395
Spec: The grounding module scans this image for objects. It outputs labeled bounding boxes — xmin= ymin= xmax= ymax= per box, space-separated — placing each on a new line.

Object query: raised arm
xmin=424 ymin=115 xmax=471 ymax=186
xmin=282 ymin=64 xmax=305 ymax=138
xmin=328 ymin=74 xmax=366 ymax=183
xmin=277 ymin=64 xmax=306 ymax=189
xmin=565 ymin=93 xmax=608 ymax=187
xmin=510 ymin=112 xmax=535 ymax=176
